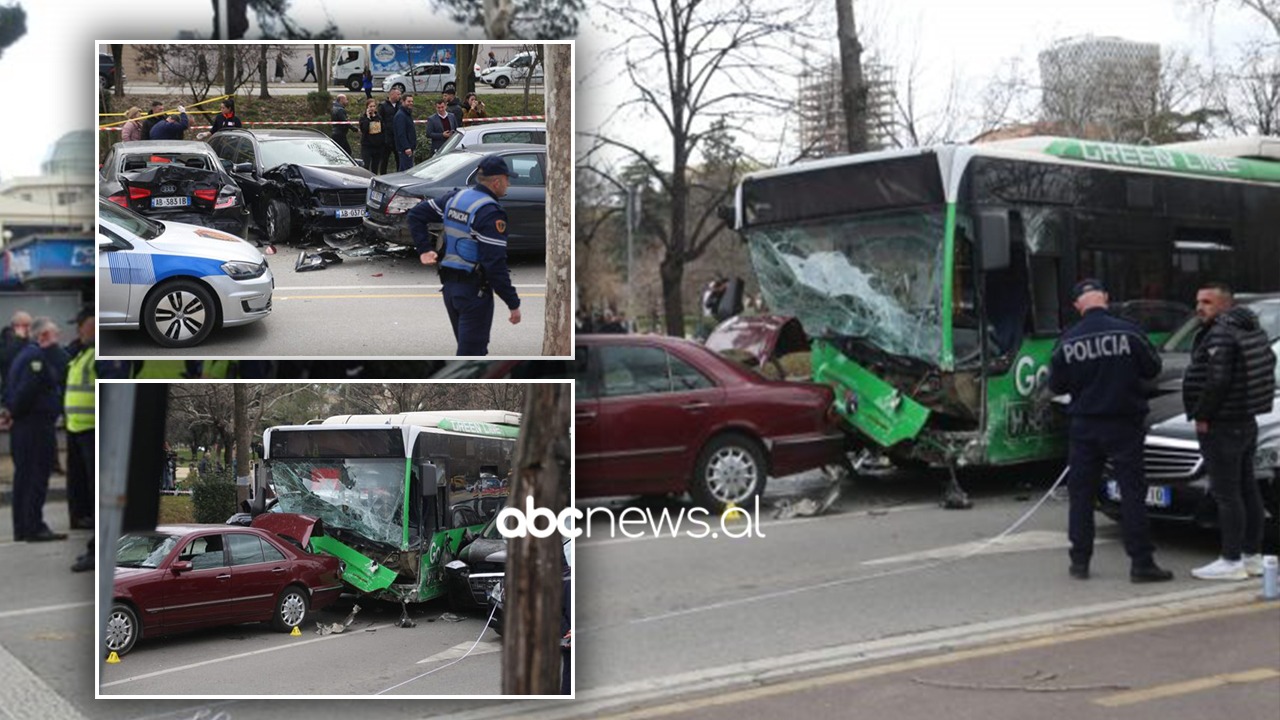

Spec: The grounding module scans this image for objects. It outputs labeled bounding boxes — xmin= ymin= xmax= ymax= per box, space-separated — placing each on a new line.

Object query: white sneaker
xmin=1242 ymin=554 xmax=1265 ymax=577
xmin=1191 ymin=558 xmax=1249 ymax=581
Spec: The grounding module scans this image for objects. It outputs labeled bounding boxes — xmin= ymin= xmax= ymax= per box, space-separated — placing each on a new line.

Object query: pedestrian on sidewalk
xmin=6 ymin=318 xmax=68 ymax=542
xmin=362 ymin=68 xmax=374 ymax=99
xmin=302 ymin=54 xmax=316 ymax=82
xmin=275 ymin=51 xmax=285 ymax=83
xmin=1049 ymin=279 xmax=1172 ymax=583
xmin=1183 ymin=282 xmax=1277 ymax=581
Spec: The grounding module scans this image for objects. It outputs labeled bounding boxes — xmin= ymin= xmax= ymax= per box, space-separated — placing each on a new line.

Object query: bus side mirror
xmin=418 ymin=463 xmax=441 ymax=494
xmin=716 ymin=277 xmax=745 ymax=321
xmin=249 ymin=464 xmax=267 ymax=514
xmin=977 ymin=210 xmax=1010 ymax=271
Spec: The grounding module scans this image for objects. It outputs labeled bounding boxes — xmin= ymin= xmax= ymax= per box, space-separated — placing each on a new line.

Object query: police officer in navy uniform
xmin=1049 ymin=279 xmax=1172 ymax=582
xmin=408 ymin=154 xmax=521 ymax=355
xmin=5 ymin=318 xmax=69 ymax=542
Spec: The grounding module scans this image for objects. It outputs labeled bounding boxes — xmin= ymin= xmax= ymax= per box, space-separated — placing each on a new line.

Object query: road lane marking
xmin=0 ymin=640 xmax=88 ymax=720
xmin=0 ymin=602 xmax=92 ymax=621
xmin=274 ymin=293 xmax=546 ymax=300
xmin=417 ymin=639 xmax=502 ymax=664
xmin=861 ymin=530 xmax=1111 ymax=566
xmin=99 ymin=622 xmax=397 ymax=688
xmin=276 ymin=284 xmax=547 ymax=290
xmin=1094 ymin=667 xmax=1280 ymax=707
xmin=593 ymin=602 xmax=1277 ymax=720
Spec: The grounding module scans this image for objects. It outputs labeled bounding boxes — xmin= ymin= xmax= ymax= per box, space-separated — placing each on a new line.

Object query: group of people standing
xmin=341 ymin=86 xmax=489 ymax=173
xmin=2 ymin=309 xmax=96 ymax=571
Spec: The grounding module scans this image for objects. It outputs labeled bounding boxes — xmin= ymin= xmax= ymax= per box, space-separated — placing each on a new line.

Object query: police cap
xmin=477 ymin=155 xmax=511 ymax=177
xmin=1070 ymin=278 xmax=1107 ymax=301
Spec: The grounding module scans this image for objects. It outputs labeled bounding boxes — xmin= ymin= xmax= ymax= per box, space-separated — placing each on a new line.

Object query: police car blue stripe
xmin=106 ymin=253 xmax=157 ymax=285
xmin=151 ymin=254 xmax=229 ymax=281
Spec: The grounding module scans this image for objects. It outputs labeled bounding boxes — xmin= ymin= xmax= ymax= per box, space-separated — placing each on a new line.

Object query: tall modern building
xmin=1038 ymin=35 xmax=1161 ymax=132
xmin=797 ymin=58 xmax=896 ymax=158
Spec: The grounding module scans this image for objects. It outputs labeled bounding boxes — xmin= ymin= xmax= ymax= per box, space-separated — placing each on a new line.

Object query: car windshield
xmin=259 ymin=137 xmax=354 ymax=170
xmin=436 ymin=130 xmax=465 ymax=156
xmin=99 ymin=199 xmax=165 ymax=240
xmin=121 ymin=153 xmax=212 ymax=173
xmin=116 ymin=532 xmax=182 ymax=568
xmin=1161 ymin=299 xmax=1280 ymax=352
xmin=270 ymin=458 xmax=407 ymax=546
xmin=744 ymin=208 xmax=947 ymax=363
xmin=407 ymin=151 xmax=478 ymax=180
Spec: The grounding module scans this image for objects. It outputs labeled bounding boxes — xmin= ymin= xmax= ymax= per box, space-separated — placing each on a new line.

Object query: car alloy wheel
xmin=105 ymin=604 xmax=138 ymax=655
xmin=693 ymin=434 xmax=766 ymax=509
xmin=272 ymin=586 xmax=309 ymax=631
xmin=143 ymin=279 xmax=216 ymax=348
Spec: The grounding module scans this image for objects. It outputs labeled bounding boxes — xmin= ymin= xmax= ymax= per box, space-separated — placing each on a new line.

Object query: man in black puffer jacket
xmin=1183 ymin=282 xmax=1277 ymax=581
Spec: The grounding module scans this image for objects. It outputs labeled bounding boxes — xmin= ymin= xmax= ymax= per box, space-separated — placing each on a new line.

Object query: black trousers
xmin=1199 ymin=419 xmax=1263 ymax=561
xmin=66 ymin=430 xmax=94 ymax=523
xmin=1067 ymin=415 xmax=1155 ymax=567
xmin=10 ymin=416 xmax=56 ymax=539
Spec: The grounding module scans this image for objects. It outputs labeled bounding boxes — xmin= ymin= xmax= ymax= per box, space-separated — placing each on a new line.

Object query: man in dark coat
xmin=330 ymin=94 xmax=352 ymax=154
xmin=1183 ymin=282 xmax=1278 ymax=581
xmin=1048 ymin=278 xmax=1172 ymax=584
xmin=378 ymin=88 xmax=403 ymax=174
xmin=149 ymin=106 xmax=190 ymax=140
xmin=392 ymin=94 xmax=417 ymax=171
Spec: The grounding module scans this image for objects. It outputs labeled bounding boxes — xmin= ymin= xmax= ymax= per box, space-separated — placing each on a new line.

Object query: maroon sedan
xmin=107 ymin=515 xmax=343 ymax=656
xmin=434 ymin=334 xmax=847 ymax=508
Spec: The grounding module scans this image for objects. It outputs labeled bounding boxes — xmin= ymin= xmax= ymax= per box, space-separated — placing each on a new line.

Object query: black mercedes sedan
xmin=1100 ymin=335 xmax=1280 ymax=548
xmin=100 ymin=141 xmax=250 ymax=238
xmin=206 ymin=129 xmax=373 ymax=244
xmin=363 ymin=144 xmax=547 ymax=254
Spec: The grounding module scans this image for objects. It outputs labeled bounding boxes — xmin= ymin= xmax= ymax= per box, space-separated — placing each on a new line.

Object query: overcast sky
xmin=0 ymin=0 xmax=1266 ymax=179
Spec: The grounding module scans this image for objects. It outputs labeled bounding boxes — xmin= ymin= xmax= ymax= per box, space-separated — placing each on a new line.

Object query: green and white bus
xmin=734 ymin=136 xmax=1280 ymax=468
xmin=255 ymin=410 xmax=519 ymax=603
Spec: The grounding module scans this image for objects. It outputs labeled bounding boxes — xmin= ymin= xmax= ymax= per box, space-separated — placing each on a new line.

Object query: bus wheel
xmin=272 ymin=586 xmax=309 ymax=632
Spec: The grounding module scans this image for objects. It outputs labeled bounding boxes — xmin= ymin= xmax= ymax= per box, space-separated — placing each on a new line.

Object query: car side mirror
xmin=171 ymin=560 xmax=193 ymax=574
xmin=354 ymin=158 xmax=367 ymax=168
xmin=98 ymin=236 xmax=117 ymax=250
xmin=233 ymin=162 xmax=253 ymax=174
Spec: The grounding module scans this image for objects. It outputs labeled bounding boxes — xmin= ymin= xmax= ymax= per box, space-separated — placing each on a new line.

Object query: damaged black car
xmin=207 ymin=128 xmax=373 ymax=245
xmin=100 ymin=141 xmax=250 ymax=238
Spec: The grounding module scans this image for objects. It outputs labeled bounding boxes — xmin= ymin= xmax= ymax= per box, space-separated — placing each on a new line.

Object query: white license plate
xmin=369 ymin=190 xmax=385 ymax=204
xmin=1106 ymin=481 xmax=1171 ymax=508
xmin=151 ymin=196 xmax=190 ymax=208
xmin=335 ymin=208 xmax=366 ymax=219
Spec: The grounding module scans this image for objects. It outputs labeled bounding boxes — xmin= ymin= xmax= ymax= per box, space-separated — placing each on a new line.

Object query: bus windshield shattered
xmin=745 ymin=209 xmax=947 ymax=364
xmin=271 ymin=458 xmax=408 ymax=546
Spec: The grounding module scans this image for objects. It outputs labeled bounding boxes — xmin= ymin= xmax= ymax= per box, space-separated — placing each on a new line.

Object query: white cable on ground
xmin=376 ymin=602 xmax=500 ymax=695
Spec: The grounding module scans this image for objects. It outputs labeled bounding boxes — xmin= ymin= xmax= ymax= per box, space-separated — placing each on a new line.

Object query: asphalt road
xmin=99 ymin=250 xmax=553 ymax=358
xmin=0 ymin=464 xmax=1266 ymax=719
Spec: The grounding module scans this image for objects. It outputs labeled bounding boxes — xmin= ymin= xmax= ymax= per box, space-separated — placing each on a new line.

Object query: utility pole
xmin=625 ymin=184 xmax=640 ymax=331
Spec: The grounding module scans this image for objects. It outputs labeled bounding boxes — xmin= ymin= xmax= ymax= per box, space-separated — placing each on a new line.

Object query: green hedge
xmin=191 ymin=466 xmax=238 ymax=524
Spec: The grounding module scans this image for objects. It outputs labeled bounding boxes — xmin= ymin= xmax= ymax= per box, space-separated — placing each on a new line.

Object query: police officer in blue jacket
xmin=408 ymin=154 xmax=522 ymax=356
xmin=1049 ymin=279 xmax=1172 ymax=583
xmin=5 ymin=318 xmax=68 ymax=542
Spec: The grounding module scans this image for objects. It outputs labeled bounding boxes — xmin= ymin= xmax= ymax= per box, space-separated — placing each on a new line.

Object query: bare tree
xmin=1195 ymin=1 xmax=1280 ymax=42
xmin=544 ymin=43 xmax=572 ymax=356
xmin=501 ymin=384 xmax=571 ymax=695
xmin=134 ymin=44 xmax=262 ymax=103
xmin=258 ymin=44 xmax=270 ymax=99
xmin=234 ymin=385 xmax=252 ymax=507
xmin=1220 ymin=41 xmax=1280 ymax=135
xmin=457 ymin=44 xmax=479 ymax=97
xmin=596 ymin=0 xmax=817 ymax=336
xmin=112 ymin=43 xmax=125 ymax=98
xmin=485 ymin=0 xmax=514 ymax=39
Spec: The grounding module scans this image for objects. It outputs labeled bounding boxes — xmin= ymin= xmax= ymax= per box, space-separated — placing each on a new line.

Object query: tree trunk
xmin=222 ymin=45 xmax=235 ymax=97
xmin=234 ymin=385 xmax=251 ymax=508
xmin=112 ymin=44 xmax=125 ymax=98
xmin=660 ymin=253 xmax=685 ymax=338
xmin=836 ymin=0 xmax=868 ymax=153
xmin=484 ymin=0 xmax=513 ymax=40
xmin=458 ymin=45 xmax=478 ymax=98
xmin=501 ymin=385 xmax=571 ymax=695
xmin=542 ymin=45 xmax=572 ymax=356
xmin=258 ymin=45 xmax=270 ymax=99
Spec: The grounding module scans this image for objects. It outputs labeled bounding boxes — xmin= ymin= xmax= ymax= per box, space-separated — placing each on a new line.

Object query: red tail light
xmin=128 ymin=186 xmax=151 ymax=200
xmin=108 ymin=194 xmax=128 ymax=207
xmin=194 ymin=188 xmax=218 ymax=202
xmin=214 ymin=194 xmax=238 ymax=210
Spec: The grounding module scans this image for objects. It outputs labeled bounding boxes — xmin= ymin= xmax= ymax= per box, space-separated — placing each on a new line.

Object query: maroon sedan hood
xmin=705 ymin=315 xmax=809 ymax=366
xmin=252 ymin=513 xmax=324 ymax=547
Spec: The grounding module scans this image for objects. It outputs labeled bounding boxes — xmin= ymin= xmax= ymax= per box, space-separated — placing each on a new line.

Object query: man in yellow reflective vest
xmin=64 ymin=309 xmax=95 ymax=531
